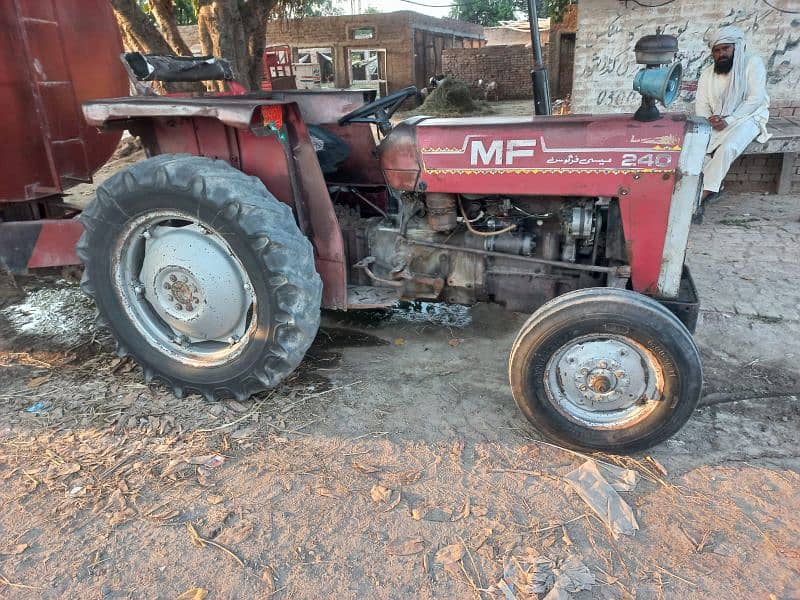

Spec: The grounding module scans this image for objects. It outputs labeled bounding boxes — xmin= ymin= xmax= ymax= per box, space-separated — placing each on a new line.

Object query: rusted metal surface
xmin=84 ymin=96 xmax=278 ymax=130
xmin=1 ymin=0 xmax=128 ymax=204
xmin=405 ymin=238 xmax=631 ymax=276
xmin=84 ymin=90 xmax=376 ymax=130
xmin=283 ymin=105 xmax=347 ymax=309
xmin=0 ymin=219 xmax=82 ymax=273
xmin=377 ymin=113 xmax=704 ymax=295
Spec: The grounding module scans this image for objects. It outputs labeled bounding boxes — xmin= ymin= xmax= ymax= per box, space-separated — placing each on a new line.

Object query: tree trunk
xmin=110 ymin=0 xmax=202 ymax=93
xmin=149 ymin=0 xmax=194 ymax=56
xmin=198 ymin=0 xmax=276 ymax=90
xmin=110 ymin=0 xmax=175 ymax=55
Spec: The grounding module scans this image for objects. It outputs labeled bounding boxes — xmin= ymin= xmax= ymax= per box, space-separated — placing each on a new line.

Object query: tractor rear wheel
xmin=508 ymin=288 xmax=702 ymax=453
xmin=77 ymin=154 xmax=322 ymax=401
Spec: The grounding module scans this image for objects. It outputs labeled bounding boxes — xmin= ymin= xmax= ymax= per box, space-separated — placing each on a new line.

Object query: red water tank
xmin=0 ymin=0 xmax=129 ymax=204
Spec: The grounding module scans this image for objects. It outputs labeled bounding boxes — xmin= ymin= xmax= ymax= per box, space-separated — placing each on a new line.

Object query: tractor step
xmin=346 ymin=285 xmax=401 ymax=309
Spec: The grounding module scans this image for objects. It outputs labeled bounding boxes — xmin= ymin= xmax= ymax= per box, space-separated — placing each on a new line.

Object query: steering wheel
xmin=338 ymin=86 xmax=418 ymax=135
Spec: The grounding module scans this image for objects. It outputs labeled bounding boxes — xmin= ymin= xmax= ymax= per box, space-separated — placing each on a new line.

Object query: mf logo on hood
xmin=469 ymin=139 xmax=537 ymax=166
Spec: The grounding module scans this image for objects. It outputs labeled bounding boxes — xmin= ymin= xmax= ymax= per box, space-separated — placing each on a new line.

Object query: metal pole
xmin=528 ymin=0 xmax=552 ymax=115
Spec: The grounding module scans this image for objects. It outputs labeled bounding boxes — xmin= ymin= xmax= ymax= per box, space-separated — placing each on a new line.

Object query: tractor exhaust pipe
xmin=527 ymin=0 xmax=551 ymax=116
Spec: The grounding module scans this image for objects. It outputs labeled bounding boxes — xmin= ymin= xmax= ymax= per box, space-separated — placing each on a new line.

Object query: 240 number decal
xmin=620 ymin=153 xmax=673 ymax=168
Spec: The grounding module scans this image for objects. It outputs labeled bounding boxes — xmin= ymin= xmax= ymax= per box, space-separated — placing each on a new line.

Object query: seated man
xmin=695 ymin=26 xmax=770 ymax=201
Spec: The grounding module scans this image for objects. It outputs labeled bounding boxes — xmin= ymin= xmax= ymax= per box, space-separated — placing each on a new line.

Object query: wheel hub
xmin=546 ymin=336 xmax=662 ymax=428
xmin=137 ymin=223 xmax=253 ymax=344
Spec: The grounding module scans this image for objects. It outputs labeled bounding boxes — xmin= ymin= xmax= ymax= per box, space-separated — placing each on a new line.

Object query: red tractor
xmin=1 ymin=2 xmax=710 ymax=453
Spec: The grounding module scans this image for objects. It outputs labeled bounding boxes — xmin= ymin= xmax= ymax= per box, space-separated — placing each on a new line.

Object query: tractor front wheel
xmin=77 ymin=154 xmax=322 ymax=401
xmin=508 ymin=288 xmax=702 ymax=453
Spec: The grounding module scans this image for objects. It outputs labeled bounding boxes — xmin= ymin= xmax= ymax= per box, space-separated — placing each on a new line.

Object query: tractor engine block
xmin=338 ymin=193 xmax=614 ymax=313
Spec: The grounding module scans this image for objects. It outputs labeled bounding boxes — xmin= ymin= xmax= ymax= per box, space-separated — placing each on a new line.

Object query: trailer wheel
xmin=508 ymin=288 xmax=702 ymax=453
xmin=77 ymin=154 xmax=322 ymax=401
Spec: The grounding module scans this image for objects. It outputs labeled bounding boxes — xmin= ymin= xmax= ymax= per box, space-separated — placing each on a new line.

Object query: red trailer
xmin=0 ymin=0 xmax=128 ymax=272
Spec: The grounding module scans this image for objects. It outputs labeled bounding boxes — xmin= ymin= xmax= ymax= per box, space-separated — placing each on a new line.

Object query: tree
xmin=111 ymin=0 xmax=291 ymax=91
xmin=449 ymin=0 xmax=574 ymax=26
xmin=449 ymin=0 xmax=517 ymax=26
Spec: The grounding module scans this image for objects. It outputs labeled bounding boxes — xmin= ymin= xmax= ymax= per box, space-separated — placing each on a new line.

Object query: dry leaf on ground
xmin=386 ymin=537 xmax=425 ymax=556
xmin=370 ymin=484 xmax=392 ymax=503
xmin=434 ymin=543 xmax=464 ymax=564
xmin=0 ymin=543 xmax=28 ymax=555
xmin=175 ymin=588 xmax=208 ymax=600
xmin=353 ymin=461 xmax=381 ymax=474
xmin=27 ymin=374 xmax=50 ymax=388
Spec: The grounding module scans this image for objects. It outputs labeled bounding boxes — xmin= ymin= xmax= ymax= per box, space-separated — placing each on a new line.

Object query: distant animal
xmin=477 ymin=78 xmax=499 ymax=102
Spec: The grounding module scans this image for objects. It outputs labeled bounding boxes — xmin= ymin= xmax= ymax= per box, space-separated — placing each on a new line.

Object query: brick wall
xmin=572 ymin=0 xmax=799 ymax=194
xmin=442 ymin=44 xmax=544 ymax=100
xmin=181 ymin=12 xmax=483 ymax=94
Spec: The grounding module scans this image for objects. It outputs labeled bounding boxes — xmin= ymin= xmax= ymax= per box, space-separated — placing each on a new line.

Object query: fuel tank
xmin=378 ymin=114 xmax=692 ymax=198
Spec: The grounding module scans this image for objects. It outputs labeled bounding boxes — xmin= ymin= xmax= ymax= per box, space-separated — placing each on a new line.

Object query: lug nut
xmin=185 ymin=304 xmax=193 ymax=311
xmin=192 ymin=297 xmax=199 ymax=304
xmin=579 ymin=384 xmax=588 ymax=391
xmin=579 ymin=368 xmax=589 ymax=375
xmin=175 ymin=304 xmax=183 ymax=311
xmin=167 ymin=295 xmax=174 ymax=302
xmin=619 ymin=350 xmax=627 ymax=356
xmin=163 ymin=283 xmax=171 ymax=290
xmin=169 ymin=274 xmax=177 ymax=282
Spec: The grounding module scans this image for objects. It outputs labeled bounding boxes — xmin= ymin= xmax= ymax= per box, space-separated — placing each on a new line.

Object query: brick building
xmin=442 ymin=8 xmax=577 ymax=101
xmin=571 ymin=0 xmax=800 ymax=193
xmin=263 ymin=11 xmax=484 ymax=95
xmin=442 ymin=45 xmax=541 ymax=100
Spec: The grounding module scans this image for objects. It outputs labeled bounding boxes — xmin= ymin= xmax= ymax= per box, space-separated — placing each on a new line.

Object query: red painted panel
xmin=285 ymin=106 xmax=347 ymax=309
xmin=0 ymin=2 xmax=56 ymax=201
xmin=382 ymin=114 xmax=691 ymax=294
xmin=237 ymin=131 xmax=294 ymax=206
xmin=0 ymin=0 xmax=128 ymax=204
xmin=27 ymin=219 xmax=82 ymax=268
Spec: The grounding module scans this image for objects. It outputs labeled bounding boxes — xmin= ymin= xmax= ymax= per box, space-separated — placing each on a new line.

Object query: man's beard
xmin=714 ymin=56 xmax=734 ymax=74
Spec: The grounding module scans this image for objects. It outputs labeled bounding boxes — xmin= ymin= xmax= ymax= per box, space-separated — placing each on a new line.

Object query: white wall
xmin=572 ymin=0 xmax=800 ymax=115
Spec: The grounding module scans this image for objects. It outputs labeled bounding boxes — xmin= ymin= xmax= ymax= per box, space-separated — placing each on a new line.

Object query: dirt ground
xmin=1 ymin=132 xmax=799 ymax=599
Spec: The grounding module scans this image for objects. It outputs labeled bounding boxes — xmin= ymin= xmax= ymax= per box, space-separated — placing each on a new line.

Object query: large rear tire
xmin=77 ymin=154 xmax=322 ymax=401
xmin=508 ymin=288 xmax=702 ymax=453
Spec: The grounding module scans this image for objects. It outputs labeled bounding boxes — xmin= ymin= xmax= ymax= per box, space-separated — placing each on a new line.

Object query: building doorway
xmin=348 ymin=49 xmax=387 ymax=97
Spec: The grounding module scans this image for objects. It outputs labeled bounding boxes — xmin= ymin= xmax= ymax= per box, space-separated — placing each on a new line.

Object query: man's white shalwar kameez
xmin=694 ymin=27 xmax=770 ymax=193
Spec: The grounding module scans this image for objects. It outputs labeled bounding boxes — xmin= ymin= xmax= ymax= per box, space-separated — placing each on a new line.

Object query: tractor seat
xmin=308 ymin=124 xmax=350 ymax=175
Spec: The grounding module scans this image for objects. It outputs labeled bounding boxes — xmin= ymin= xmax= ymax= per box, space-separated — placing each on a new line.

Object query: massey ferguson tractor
xmin=1 ymin=1 xmax=710 ymax=453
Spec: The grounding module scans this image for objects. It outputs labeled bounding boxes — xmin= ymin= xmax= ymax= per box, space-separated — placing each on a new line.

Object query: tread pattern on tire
xmin=76 ymin=154 xmax=322 ymax=401
xmin=508 ymin=287 xmax=702 ymax=453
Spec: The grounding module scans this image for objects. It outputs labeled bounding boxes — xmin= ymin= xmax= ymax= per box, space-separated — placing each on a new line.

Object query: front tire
xmin=77 ymin=154 xmax=322 ymax=401
xmin=508 ymin=288 xmax=702 ymax=453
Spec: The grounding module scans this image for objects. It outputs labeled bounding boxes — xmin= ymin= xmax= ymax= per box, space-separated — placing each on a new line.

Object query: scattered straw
xmin=185 ymin=522 xmax=245 ymax=569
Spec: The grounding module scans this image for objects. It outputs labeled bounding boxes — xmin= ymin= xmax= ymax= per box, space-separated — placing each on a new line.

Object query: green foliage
xmin=280 ymin=0 xmax=343 ymax=18
xmin=135 ymin=0 xmax=197 ymax=25
xmin=449 ymin=0 xmax=574 ymax=26
xmin=448 ymin=0 xmax=518 ymax=26
xmin=173 ymin=0 xmax=198 ymax=25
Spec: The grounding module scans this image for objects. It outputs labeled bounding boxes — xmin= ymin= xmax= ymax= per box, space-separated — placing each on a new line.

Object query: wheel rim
xmin=113 ymin=210 xmax=256 ymax=368
xmin=544 ymin=334 xmax=664 ymax=430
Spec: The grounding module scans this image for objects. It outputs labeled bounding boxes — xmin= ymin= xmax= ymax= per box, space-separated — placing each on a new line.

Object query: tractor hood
xmin=379 ymin=113 xmax=704 ymax=198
